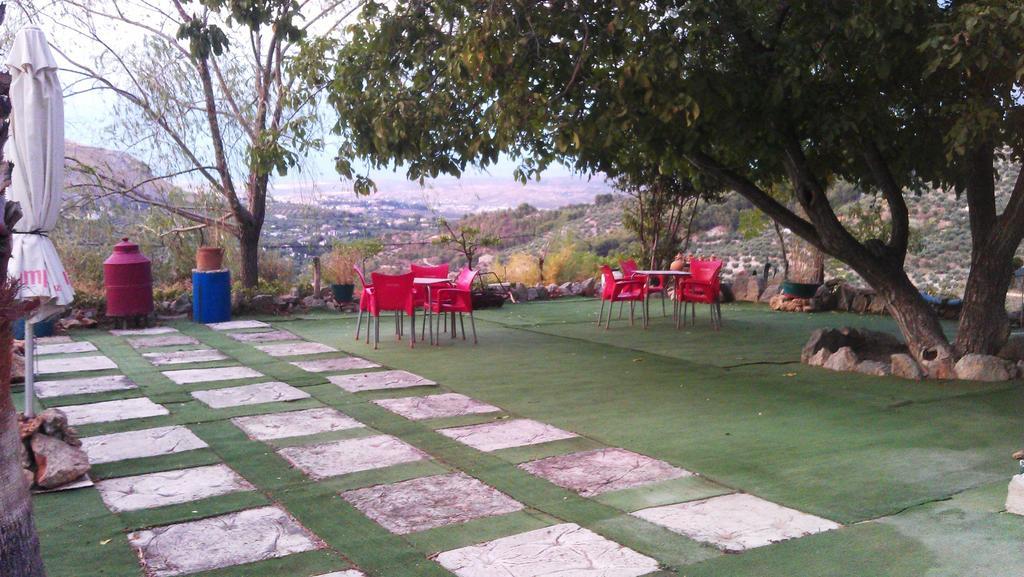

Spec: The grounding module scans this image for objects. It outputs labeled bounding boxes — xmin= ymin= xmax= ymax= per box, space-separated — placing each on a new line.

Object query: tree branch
xmin=862 ymin=141 xmax=909 ymax=261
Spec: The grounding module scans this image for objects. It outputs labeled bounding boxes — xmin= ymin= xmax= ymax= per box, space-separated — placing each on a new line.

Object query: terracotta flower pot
xmin=196 ymin=247 xmax=224 ymax=272
xmin=670 ymin=253 xmax=686 ymax=272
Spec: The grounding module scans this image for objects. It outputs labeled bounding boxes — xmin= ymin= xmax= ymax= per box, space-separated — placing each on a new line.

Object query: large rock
xmin=1007 ymin=475 xmax=1024 ymax=516
xmin=31 ymin=433 xmax=90 ymax=489
xmin=758 ymin=278 xmax=782 ymax=303
xmin=998 ymin=335 xmax=1024 ymax=363
xmin=813 ymin=282 xmax=840 ymax=311
xmin=731 ymin=272 xmax=763 ymax=302
xmin=578 ymin=277 xmax=597 ymax=297
xmin=801 ymin=327 xmax=905 ymax=364
xmin=851 ymin=293 xmax=871 ymax=314
xmin=823 ymin=347 xmax=858 ymax=372
xmin=954 ymin=354 xmax=1013 ymax=382
xmin=855 ymin=360 xmax=890 ymax=376
xmin=12 ymin=352 xmax=24 ymax=384
xmin=867 ymin=295 xmax=889 ymax=315
xmin=890 ymin=354 xmax=924 ymax=380
xmin=807 ymin=348 xmax=831 ymax=367
xmin=39 ymin=408 xmax=69 ymax=438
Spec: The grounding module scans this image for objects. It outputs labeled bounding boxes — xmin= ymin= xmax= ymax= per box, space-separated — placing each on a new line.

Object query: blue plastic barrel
xmin=13 ymin=317 xmax=56 ymax=340
xmin=192 ymin=269 xmax=232 ymax=323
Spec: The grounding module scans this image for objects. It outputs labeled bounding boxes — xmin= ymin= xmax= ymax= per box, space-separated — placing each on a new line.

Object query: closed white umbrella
xmin=5 ymin=26 xmax=74 ymax=417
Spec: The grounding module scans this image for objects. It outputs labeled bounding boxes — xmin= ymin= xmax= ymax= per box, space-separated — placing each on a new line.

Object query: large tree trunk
xmin=1 ymin=202 xmax=48 ymax=577
xmin=956 ymin=245 xmax=1015 ymax=356
xmin=879 ymin=275 xmax=956 ymax=378
xmin=238 ymin=223 xmax=260 ymax=289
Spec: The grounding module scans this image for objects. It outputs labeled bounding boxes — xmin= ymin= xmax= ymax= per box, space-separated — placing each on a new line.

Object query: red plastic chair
xmin=598 ymin=265 xmax=648 ymax=329
xmin=354 ymin=266 xmax=374 ymax=342
xmin=621 ymin=258 xmax=667 ymax=317
xmin=675 ymin=259 xmax=723 ymax=329
xmin=411 ymin=263 xmax=451 ymax=338
xmin=368 ymin=272 xmax=417 ymax=349
xmin=428 ymin=267 xmax=479 ymax=344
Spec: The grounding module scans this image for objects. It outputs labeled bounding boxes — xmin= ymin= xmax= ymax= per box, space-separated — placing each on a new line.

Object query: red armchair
xmin=621 ymin=258 xmax=667 ymax=317
xmin=411 ymin=263 xmax=451 ymax=338
xmin=368 ymin=272 xmax=417 ymax=349
xmin=598 ymin=264 xmax=648 ymax=329
xmin=427 ymin=267 xmax=479 ymax=344
xmin=675 ymin=259 xmax=723 ymax=330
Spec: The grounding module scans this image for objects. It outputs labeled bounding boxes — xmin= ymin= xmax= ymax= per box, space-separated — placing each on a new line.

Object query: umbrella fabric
xmin=5 ymin=26 xmax=73 ymax=322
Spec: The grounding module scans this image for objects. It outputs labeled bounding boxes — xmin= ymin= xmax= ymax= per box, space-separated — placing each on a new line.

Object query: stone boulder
xmin=998 ymin=335 xmax=1024 ymax=363
xmin=867 ymin=295 xmax=889 ymax=315
xmin=31 ymin=433 xmax=90 ymax=489
xmin=855 ymin=360 xmax=890 ymax=376
xmin=12 ymin=352 xmax=25 ymax=384
xmin=731 ymin=272 xmax=763 ymax=302
xmin=807 ymin=348 xmax=831 ymax=367
xmin=39 ymin=408 xmax=69 ymax=438
xmin=801 ymin=327 xmax=906 ymax=365
xmin=823 ymin=347 xmax=858 ymax=372
xmin=579 ymin=277 xmax=597 ymax=297
xmin=758 ymin=277 xmax=782 ymax=303
xmin=813 ymin=282 xmax=840 ymax=311
xmin=890 ymin=354 xmax=924 ymax=380
xmin=954 ymin=354 xmax=1013 ymax=382
xmin=1007 ymin=475 xmax=1024 ymax=516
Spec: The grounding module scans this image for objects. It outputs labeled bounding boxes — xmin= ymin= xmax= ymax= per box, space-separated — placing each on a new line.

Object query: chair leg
xmin=410 ymin=312 xmax=416 ymax=348
xmin=460 ymin=313 xmax=466 ymax=340
xmin=355 ymin=307 xmax=364 ymax=340
xmin=421 ymin=308 xmax=428 ymax=340
xmin=598 ymin=299 xmax=606 ymax=326
xmin=374 ymin=315 xmax=380 ymax=350
xmin=606 ymin=301 xmax=613 ymax=330
xmin=630 ymin=301 xmax=635 ymax=326
xmin=661 ymin=291 xmax=667 ymax=316
xmin=469 ymin=311 xmax=478 ymax=344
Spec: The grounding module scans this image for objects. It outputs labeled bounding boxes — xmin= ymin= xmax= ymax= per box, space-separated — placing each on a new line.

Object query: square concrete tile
xmin=519 ymin=448 xmax=693 ymax=497
xmin=128 ymin=334 xmax=200 ymax=349
xmin=143 ymin=349 xmax=229 ymax=366
xmin=228 ymin=329 xmax=300 ymax=343
xmin=374 ymin=393 xmax=501 ymax=421
xmin=191 ymin=382 xmax=309 ymax=409
xmin=632 ymin=493 xmax=840 ymax=552
xmin=96 ymin=464 xmax=254 ymax=513
xmin=206 ymin=320 xmax=271 ymax=331
xmin=62 ymin=397 xmax=169 ymax=426
xmin=128 ymin=506 xmax=320 ymax=577
xmin=35 ymin=341 xmax=97 ymax=355
xmin=254 ymin=341 xmax=338 ymax=357
xmin=37 ymin=335 xmax=73 ymax=344
xmin=436 ymin=522 xmax=659 ymax=577
xmin=111 ymin=326 xmax=179 ymax=336
xmin=290 ymin=357 xmax=380 ymax=373
xmin=37 ymin=355 xmax=117 ymax=375
xmin=342 ymin=472 xmax=523 ymax=535
xmin=438 ymin=419 xmax=577 ymax=452
xmin=313 ymin=572 xmax=366 ymax=577
xmin=34 ymin=375 xmax=138 ymax=399
xmin=328 ymin=370 xmax=436 ymax=393
xmin=278 ymin=435 xmax=428 ymax=480
xmin=81 ymin=426 xmax=208 ymax=465
xmin=232 ymin=407 xmax=363 ymax=441
xmin=163 ymin=366 xmax=263 ymax=385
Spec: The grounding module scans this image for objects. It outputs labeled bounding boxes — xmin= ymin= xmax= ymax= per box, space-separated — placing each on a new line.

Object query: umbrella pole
xmin=24 ymin=321 xmax=35 ymax=418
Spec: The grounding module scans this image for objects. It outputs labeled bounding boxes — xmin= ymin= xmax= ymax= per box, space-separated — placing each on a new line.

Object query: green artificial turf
xmin=22 ymin=301 xmax=1024 ymax=577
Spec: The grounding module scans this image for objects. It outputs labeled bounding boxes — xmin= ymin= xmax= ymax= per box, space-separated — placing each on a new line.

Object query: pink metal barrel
xmin=103 ymin=237 xmax=154 ymax=317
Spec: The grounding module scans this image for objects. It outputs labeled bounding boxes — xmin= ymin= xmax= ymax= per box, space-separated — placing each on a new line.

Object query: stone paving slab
xmin=328 ymin=370 xmax=436 ymax=393
xmin=232 ymin=407 xmax=363 ymax=441
xmin=438 ymin=419 xmax=577 ymax=452
xmin=81 ymin=426 xmax=209 ymax=465
xmin=278 ymin=435 xmax=428 ymax=480
xmin=62 ymin=397 xmax=169 ymax=426
xmin=128 ymin=334 xmax=200 ymax=349
xmin=191 ymin=381 xmax=310 ymax=409
xmin=35 ymin=341 xmax=98 ymax=355
xmin=37 ymin=335 xmax=73 ymax=344
xmin=436 ymin=522 xmax=660 ymax=577
xmin=519 ymin=448 xmax=693 ymax=497
xmin=206 ymin=320 xmax=271 ymax=331
xmin=163 ymin=366 xmax=264 ymax=385
xmin=37 ymin=355 xmax=118 ymax=375
xmin=342 ymin=472 xmax=523 ymax=535
xmin=374 ymin=393 xmax=501 ymax=421
xmin=96 ymin=464 xmax=254 ymax=513
xmin=290 ymin=357 xmax=380 ymax=373
xmin=632 ymin=493 xmax=840 ymax=552
xmin=128 ymin=506 xmax=321 ymax=577
xmin=255 ymin=341 xmax=338 ymax=357
xmin=111 ymin=327 xmax=179 ymax=336
xmin=228 ymin=329 xmax=300 ymax=343
xmin=314 ymin=572 xmax=366 ymax=577
xmin=143 ymin=349 xmax=230 ymax=366
xmin=34 ymin=375 xmax=138 ymax=399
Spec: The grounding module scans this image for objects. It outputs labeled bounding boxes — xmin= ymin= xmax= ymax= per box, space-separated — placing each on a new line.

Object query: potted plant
xmin=196 ymin=220 xmax=226 ymax=271
xmin=323 ymin=243 xmax=359 ymax=303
